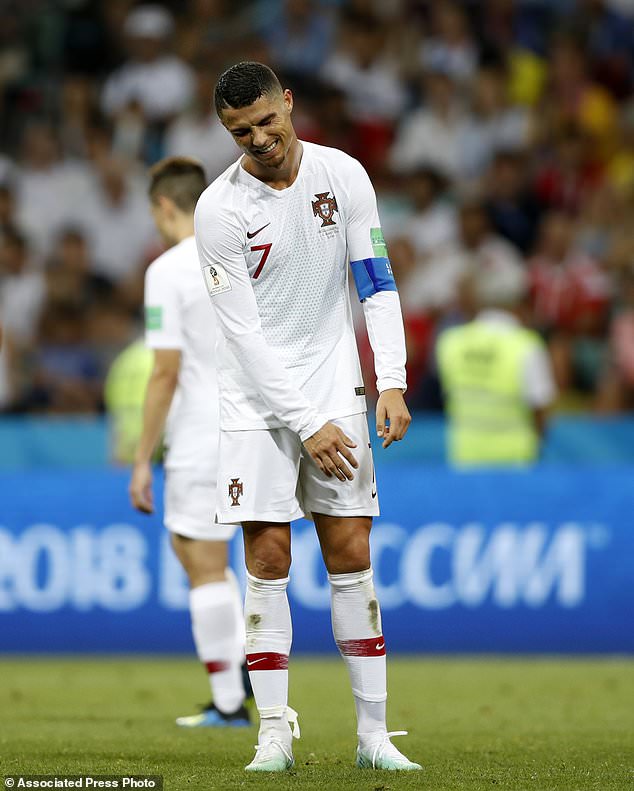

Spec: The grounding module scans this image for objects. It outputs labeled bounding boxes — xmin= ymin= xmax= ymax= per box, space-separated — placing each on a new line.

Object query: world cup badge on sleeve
xmin=203 ymin=262 xmax=232 ymax=296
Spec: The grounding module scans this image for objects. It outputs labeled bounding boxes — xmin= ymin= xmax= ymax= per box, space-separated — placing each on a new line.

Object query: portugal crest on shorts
xmin=229 ymin=478 xmax=243 ymax=507
xmin=312 ymin=191 xmax=338 ymax=227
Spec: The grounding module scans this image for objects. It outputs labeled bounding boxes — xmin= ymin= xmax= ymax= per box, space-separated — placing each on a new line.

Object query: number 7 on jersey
xmin=250 ymin=243 xmax=272 ymax=279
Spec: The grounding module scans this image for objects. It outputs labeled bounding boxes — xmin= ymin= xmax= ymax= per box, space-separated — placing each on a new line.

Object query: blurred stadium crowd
xmin=0 ymin=0 xmax=633 ymax=416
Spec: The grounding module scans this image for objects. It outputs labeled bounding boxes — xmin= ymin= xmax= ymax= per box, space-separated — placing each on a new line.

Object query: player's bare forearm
xmin=376 ymin=388 xmax=411 ymax=448
xmin=129 ymin=365 xmax=178 ymax=514
xmin=133 ymin=367 xmax=177 ymax=464
xmin=303 ymin=421 xmax=359 ymax=481
xmin=129 ymin=460 xmax=154 ymax=513
xmin=133 ymin=349 xmax=180 ymax=465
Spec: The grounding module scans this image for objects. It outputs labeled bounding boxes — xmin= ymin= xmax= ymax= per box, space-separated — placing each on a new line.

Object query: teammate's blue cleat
xmin=176 ymin=702 xmax=251 ymax=728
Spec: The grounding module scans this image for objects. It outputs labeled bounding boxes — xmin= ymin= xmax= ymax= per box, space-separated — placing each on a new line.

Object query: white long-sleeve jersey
xmin=194 ymin=140 xmax=406 ymax=441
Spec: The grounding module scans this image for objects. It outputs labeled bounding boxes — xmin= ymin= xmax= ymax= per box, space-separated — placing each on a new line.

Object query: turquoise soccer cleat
xmin=245 ymin=706 xmax=300 ymax=772
xmin=356 ymin=731 xmax=423 ymax=771
xmin=245 ymin=738 xmax=295 ymax=772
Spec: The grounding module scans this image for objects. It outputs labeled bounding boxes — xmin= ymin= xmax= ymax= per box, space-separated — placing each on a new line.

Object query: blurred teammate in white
xmin=129 ymin=157 xmax=249 ymax=728
xmin=195 ymin=63 xmax=421 ymax=772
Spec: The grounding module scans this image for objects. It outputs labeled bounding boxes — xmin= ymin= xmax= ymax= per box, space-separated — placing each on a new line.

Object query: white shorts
xmin=164 ymin=468 xmax=238 ymax=541
xmin=216 ymin=413 xmax=379 ymax=524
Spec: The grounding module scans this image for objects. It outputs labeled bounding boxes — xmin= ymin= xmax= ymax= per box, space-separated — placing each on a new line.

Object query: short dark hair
xmin=148 ymin=156 xmax=207 ymax=212
xmin=214 ymin=61 xmax=282 ymax=115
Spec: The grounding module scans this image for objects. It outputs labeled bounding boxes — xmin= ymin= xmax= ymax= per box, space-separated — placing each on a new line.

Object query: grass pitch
xmin=0 ymin=656 xmax=632 ymax=790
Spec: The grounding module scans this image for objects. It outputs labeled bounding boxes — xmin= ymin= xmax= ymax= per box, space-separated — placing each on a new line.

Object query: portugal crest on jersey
xmin=229 ymin=478 xmax=243 ymax=506
xmin=312 ymin=192 xmax=339 ymax=227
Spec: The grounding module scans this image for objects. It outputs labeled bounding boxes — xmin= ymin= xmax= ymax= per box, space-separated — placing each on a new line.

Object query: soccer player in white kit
xmin=195 ymin=63 xmax=421 ymax=772
xmin=129 ymin=157 xmax=249 ymax=728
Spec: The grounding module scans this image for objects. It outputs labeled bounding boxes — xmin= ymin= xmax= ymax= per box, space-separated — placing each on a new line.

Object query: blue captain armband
xmin=350 ymin=257 xmax=397 ymax=301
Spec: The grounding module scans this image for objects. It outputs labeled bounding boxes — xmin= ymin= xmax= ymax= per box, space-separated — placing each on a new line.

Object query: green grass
xmin=0 ymin=657 xmax=633 ymax=790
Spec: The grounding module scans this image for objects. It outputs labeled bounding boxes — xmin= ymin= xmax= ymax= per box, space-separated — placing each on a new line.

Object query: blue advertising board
xmin=0 ymin=465 xmax=632 ymax=653
xmin=4 ymin=415 xmax=634 ymax=469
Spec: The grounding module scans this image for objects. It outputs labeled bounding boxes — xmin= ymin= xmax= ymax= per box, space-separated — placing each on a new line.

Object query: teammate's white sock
xmin=189 ymin=576 xmax=245 ymax=714
xmin=329 ymin=568 xmax=388 ymax=745
xmin=245 ymin=572 xmax=292 ymax=739
xmin=225 ymin=566 xmax=247 ymax=655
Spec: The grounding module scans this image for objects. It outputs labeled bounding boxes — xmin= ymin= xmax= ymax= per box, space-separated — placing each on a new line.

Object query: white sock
xmin=245 ymin=572 xmax=292 ymax=740
xmin=189 ymin=576 xmax=245 ymax=714
xmin=225 ymin=567 xmax=246 ymax=656
xmin=329 ymin=568 xmax=388 ymax=745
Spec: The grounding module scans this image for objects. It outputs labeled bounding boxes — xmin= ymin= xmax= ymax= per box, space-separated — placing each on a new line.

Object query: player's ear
xmin=283 ymin=88 xmax=293 ymax=114
xmin=157 ymin=194 xmax=176 ymax=217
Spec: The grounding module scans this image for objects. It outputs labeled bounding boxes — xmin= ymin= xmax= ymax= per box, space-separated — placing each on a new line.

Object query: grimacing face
xmin=219 ymin=88 xmax=295 ymax=171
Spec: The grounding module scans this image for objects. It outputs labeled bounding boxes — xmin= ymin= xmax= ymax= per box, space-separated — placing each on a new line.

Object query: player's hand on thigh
xmin=376 ymin=388 xmax=411 ymax=448
xmin=303 ymin=421 xmax=359 ymax=481
xmin=129 ymin=461 xmax=154 ymax=513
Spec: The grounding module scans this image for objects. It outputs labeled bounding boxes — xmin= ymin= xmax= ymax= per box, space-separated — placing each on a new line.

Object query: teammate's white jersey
xmin=195 ymin=141 xmax=406 ymax=437
xmin=144 ymin=235 xmax=219 ymax=472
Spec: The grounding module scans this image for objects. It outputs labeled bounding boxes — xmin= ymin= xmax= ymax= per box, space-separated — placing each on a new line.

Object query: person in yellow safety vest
xmin=437 ymin=267 xmax=556 ymax=466
xmin=103 ymin=338 xmax=156 ymax=464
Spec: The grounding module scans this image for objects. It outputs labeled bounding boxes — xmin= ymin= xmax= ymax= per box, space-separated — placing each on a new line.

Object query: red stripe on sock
xmin=337 ymin=636 xmax=386 ymax=657
xmin=205 ymin=661 xmax=229 ymax=674
xmin=245 ymin=652 xmax=288 ymax=671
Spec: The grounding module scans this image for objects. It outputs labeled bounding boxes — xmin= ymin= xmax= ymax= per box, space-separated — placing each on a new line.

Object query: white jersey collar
xmin=237 ymin=141 xmax=308 ymax=197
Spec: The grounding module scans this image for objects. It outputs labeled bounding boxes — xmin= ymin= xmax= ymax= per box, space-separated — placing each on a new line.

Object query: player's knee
xmin=187 ymin=563 xmax=227 ymax=587
xmin=250 ymin=554 xmax=291 ymax=579
xmin=184 ymin=557 xmax=227 ymax=587
xmin=323 ymin=536 xmax=370 ymax=575
xmin=172 ymin=534 xmax=228 ymax=586
xmin=249 ymin=544 xmax=291 ymax=579
xmin=244 ymin=525 xmax=291 ymax=579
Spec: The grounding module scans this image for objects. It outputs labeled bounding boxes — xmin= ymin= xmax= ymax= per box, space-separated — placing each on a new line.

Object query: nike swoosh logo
xmin=375 ymin=643 xmax=384 ymax=651
xmin=246 ymin=223 xmax=270 ymax=239
xmin=246 ymin=657 xmax=267 ymax=666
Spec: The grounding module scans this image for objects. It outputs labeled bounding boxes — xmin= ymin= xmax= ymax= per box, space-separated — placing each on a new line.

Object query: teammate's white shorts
xmin=216 ymin=412 xmax=379 ymax=524
xmin=164 ymin=468 xmax=238 ymax=541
